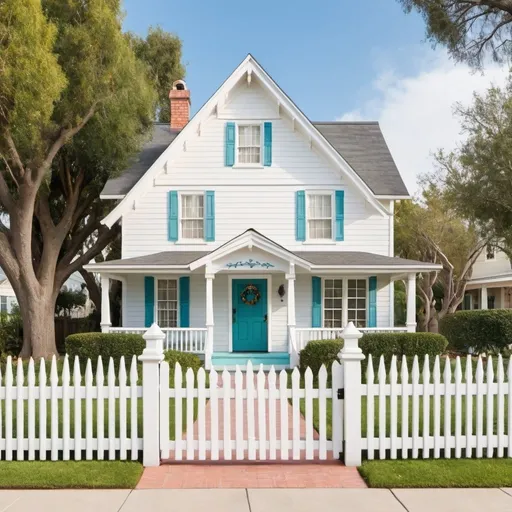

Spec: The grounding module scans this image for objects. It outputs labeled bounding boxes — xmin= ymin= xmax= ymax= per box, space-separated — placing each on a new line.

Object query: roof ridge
xmin=312 ymin=121 xmax=379 ymax=125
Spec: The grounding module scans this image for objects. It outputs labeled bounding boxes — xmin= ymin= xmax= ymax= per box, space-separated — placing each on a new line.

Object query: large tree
xmin=0 ymin=0 xmax=158 ymax=358
xmin=395 ymin=186 xmax=486 ymax=331
xmin=437 ymin=74 xmax=512 ymax=257
xmin=398 ymin=0 xmax=512 ymax=66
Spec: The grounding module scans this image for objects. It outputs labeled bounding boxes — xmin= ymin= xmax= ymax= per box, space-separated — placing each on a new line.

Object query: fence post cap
xmin=139 ymin=323 xmax=165 ymax=363
xmin=340 ymin=322 xmax=365 ymax=360
xmin=143 ymin=323 xmax=165 ymax=341
xmin=341 ymin=322 xmax=363 ymax=340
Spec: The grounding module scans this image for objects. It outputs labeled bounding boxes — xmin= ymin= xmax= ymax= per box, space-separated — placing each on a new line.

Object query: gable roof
xmin=315 ymin=122 xmax=408 ymax=197
xmin=101 ymin=121 xmax=407 ymax=198
xmin=101 ymin=54 xmax=397 ymax=227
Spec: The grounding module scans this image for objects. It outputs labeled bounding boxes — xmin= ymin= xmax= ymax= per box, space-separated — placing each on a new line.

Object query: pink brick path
xmin=137 ymin=375 xmax=366 ymax=489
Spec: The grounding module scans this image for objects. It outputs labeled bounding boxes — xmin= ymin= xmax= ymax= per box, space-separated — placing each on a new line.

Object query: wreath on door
xmin=240 ymin=284 xmax=261 ymax=306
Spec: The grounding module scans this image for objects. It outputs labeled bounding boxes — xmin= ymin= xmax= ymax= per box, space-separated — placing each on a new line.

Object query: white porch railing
xmin=110 ymin=327 xmax=208 ymax=353
xmin=294 ymin=327 xmax=408 ymax=351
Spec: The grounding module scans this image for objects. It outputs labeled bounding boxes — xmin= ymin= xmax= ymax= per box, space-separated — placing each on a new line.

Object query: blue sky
xmin=122 ymin=0 xmax=509 ymax=191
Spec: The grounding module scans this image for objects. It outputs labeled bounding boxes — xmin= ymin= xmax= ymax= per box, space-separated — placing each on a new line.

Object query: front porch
xmin=87 ymin=230 xmax=439 ymax=369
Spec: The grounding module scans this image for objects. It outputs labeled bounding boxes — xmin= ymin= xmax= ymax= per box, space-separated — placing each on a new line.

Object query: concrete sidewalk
xmin=0 ymin=488 xmax=511 ymax=512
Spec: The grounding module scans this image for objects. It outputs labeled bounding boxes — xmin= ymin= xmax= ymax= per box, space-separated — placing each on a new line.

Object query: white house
xmin=464 ymin=245 xmax=512 ymax=310
xmin=0 ymin=279 xmax=18 ymax=314
xmin=87 ymin=55 xmax=439 ymax=369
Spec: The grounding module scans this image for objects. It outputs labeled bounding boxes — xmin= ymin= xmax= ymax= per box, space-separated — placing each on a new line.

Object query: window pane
xmin=238 ymin=125 xmax=261 ymax=164
xmin=347 ymin=279 xmax=367 ymax=328
xmin=309 ymin=219 xmax=332 ymax=239
xmin=323 ymin=278 xmax=343 ymax=328
xmin=157 ymin=280 xmax=178 ymax=328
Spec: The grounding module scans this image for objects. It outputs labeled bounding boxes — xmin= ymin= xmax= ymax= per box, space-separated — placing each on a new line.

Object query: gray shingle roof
xmin=101 ymin=124 xmax=180 ymax=197
xmin=97 ymin=251 xmax=209 ymax=267
xmin=101 ymin=121 xmax=409 ymax=198
xmin=313 ymin=122 xmax=408 ymax=196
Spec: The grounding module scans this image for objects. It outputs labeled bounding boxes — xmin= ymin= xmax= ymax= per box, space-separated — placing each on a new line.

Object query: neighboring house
xmin=87 ymin=55 xmax=439 ymax=369
xmin=0 ymin=279 xmax=18 ymax=314
xmin=464 ymin=245 xmax=512 ymax=310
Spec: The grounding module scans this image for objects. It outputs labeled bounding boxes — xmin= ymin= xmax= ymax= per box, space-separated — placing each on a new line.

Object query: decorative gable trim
xmin=101 ymin=54 xmax=389 ymax=228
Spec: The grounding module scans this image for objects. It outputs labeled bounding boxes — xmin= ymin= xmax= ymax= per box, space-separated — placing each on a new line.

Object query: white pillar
xmin=205 ymin=271 xmax=215 ymax=369
xmin=406 ymin=272 xmax=417 ymax=333
xmin=139 ymin=323 xmax=165 ymax=466
xmin=286 ymin=264 xmax=297 ymax=366
xmin=339 ymin=322 xmax=364 ymax=466
xmin=481 ymin=286 xmax=488 ymax=310
xmin=100 ymin=275 xmax=111 ymax=333
xmin=342 ymin=278 xmax=349 ymax=327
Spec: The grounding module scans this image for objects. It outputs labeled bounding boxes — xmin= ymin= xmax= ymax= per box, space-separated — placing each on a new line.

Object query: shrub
xmin=65 ymin=332 xmax=145 ymax=369
xmin=299 ymin=339 xmax=343 ymax=375
xmin=164 ymin=350 xmax=202 ymax=374
xmin=0 ymin=307 xmax=23 ymax=355
xmin=440 ymin=309 xmax=512 ymax=354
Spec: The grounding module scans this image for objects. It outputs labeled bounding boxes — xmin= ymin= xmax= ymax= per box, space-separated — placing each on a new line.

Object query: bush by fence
xmin=439 ymin=309 xmax=512 ymax=354
xmin=164 ymin=349 xmax=202 ymax=377
xmin=65 ymin=332 xmax=145 ymax=370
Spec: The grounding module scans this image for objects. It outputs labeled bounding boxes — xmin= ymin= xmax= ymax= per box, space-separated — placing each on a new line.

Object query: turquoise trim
xmin=144 ymin=276 xmax=155 ymax=327
xmin=312 ymin=276 xmax=322 ymax=328
xmin=263 ymin=122 xmax=272 ymax=166
xmin=296 ymin=191 xmax=306 ymax=241
xmin=168 ymin=191 xmax=178 ymax=242
xmin=211 ymin=352 xmax=290 ymax=367
xmin=335 ymin=190 xmax=344 ymax=241
xmin=225 ymin=122 xmax=235 ymax=166
xmin=368 ymin=276 xmax=377 ymax=327
xmin=205 ymin=191 xmax=215 ymax=241
xmin=179 ymin=276 xmax=190 ymax=327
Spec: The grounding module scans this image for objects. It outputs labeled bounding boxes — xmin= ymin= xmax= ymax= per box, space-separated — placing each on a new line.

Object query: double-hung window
xmin=347 ymin=279 xmax=367 ymax=328
xmin=181 ymin=194 xmax=204 ymax=240
xmin=237 ymin=124 xmax=261 ymax=164
xmin=157 ymin=279 xmax=178 ymax=328
xmin=308 ymin=193 xmax=333 ymax=240
xmin=323 ymin=278 xmax=368 ymax=329
xmin=324 ymin=279 xmax=343 ymax=328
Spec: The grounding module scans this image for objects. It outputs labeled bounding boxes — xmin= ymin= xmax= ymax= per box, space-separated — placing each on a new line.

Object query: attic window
xmin=237 ymin=124 xmax=261 ymax=164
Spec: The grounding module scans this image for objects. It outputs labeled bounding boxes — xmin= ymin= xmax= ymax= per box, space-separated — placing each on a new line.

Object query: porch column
xmin=406 ymin=272 xmax=417 ymax=333
xmin=481 ymin=286 xmax=488 ymax=310
xmin=100 ymin=275 xmax=111 ymax=333
xmin=286 ymin=264 xmax=297 ymax=366
xmin=205 ymin=270 xmax=215 ymax=369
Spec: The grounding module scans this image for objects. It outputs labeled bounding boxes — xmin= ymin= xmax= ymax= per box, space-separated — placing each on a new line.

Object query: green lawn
xmin=0 ymin=461 xmax=143 ymax=489
xmin=359 ymin=459 xmax=512 ymax=488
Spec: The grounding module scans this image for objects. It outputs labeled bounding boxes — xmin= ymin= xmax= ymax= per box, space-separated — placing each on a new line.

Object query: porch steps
xmin=211 ymin=352 xmax=290 ymax=370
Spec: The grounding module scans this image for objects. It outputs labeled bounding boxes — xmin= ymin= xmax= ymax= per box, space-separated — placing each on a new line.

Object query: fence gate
xmin=159 ymin=361 xmax=344 ymax=462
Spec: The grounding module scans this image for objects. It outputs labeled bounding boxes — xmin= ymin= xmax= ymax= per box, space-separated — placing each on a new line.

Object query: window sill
xmin=302 ymin=240 xmax=339 ymax=245
xmin=232 ymin=164 xmax=265 ymax=169
xmin=174 ymin=240 xmax=209 ymax=245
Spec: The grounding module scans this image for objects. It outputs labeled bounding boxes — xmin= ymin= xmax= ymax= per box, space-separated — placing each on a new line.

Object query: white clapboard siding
xmin=361 ymin=354 xmax=512 ymax=460
xmin=159 ymin=361 xmax=338 ymax=461
xmin=0 ymin=356 xmax=142 ymax=461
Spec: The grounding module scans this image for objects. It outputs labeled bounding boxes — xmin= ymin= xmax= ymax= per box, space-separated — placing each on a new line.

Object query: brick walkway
xmin=137 ymin=375 xmax=366 ymax=489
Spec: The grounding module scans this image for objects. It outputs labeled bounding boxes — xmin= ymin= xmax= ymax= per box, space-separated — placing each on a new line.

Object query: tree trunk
xmin=79 ymin=268 xmax=101 ymax=312
xmin=428 ymin=314 xmax=439 ymax=333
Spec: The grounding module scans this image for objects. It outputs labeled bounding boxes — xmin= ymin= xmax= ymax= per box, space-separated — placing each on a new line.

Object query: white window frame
xmin=234 ymin=122 xmax=263 ymax=167
xmin=0 ymin=296 xmax=7 ymax=314
xmin=178 ymin=191 xmax=206 ymax=242
xmin=485 ymin=245 xmax=496 ymax=261
xmin=306 ymin=191 xmax=335 ymax=242
xmin=155 ymin=278 xmax=180 ymax=328
xmin=321 ymin=277 xmax=369 ymax=329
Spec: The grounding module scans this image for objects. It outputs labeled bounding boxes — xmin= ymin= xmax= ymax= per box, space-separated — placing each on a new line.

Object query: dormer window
xmin=237 ymin=124 xmax=261 ymax=164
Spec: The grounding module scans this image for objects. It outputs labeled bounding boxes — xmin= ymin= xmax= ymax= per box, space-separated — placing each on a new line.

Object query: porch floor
xmin=211 ymin=352 xmax=290 ymax=370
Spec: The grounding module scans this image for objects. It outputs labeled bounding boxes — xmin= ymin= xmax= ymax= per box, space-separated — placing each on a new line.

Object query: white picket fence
xmin=159 ymin=361 xmax=344 ymax=461
xmin=0 ymin=355 xmax=142 ymax=461
xmin=363 ymin=354 xmax=512 ymax=460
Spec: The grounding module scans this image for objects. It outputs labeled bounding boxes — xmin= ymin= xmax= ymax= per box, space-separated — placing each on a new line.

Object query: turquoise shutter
xmin=296 ymin=191 xmax=306 ymax=241
xmin=263 ymin=122 xmax=272 ymax=166
xmin=144 ymin=276 xmax=155 ymax=327
xmin=368 ymin=276 xmax=377 ymax=328
xmin=225 ymin=122 xmax=235 ymax=166
xmin=312 ymin=276 xmax=322 ymax=328
xmin=168 ymin=191 xmax=178 ymax=241
xmin=179 ymin=276 xmax=190 ymax=327
xmin=335 ymin=190 xmax=344 ymax=241
xmin=205 ymin=191 xmax=215 ymax=241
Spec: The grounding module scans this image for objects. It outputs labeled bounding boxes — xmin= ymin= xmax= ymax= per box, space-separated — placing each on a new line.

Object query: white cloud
xmin=339 ymin=52 xmax=509 ymax=194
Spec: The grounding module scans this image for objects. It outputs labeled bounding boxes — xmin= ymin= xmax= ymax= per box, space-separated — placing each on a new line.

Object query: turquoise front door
xmin=232 ymin=279 xmax=268 ymax=352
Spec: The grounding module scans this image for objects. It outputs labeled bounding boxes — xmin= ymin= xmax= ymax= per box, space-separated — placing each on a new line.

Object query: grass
xmin=358 ymin=459 xmax=512 ymax=488
xmin=0 ymin=461 xmax=143 ymax=489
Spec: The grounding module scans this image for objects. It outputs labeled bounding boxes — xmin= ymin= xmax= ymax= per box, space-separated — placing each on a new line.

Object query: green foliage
xmin=0 ymin=306 xmax=23 ymax=355
xmin=55 ymin=286 xmax=86 ymax=317
xmin=440 ymin=310 xmax=512 ymax=354
xmin=299 ymin=340 xmax=343 ymax=376
xmin=398 ymin=1 xmax=512 ymax=67
xmin=65 ymin=332 xmax=145 ymax=369
xmin=128 ymin=26 xmax=185 ymax=122
xmin=164 ymin=350 xmax=202 ymax=374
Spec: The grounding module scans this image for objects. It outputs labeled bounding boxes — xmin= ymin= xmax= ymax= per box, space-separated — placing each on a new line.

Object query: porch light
xmin=278 ymin=284 xmax=286 ymax=302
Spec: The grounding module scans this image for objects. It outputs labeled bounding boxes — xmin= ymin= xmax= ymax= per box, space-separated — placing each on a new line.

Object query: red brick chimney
xmin=169 ymin=79 xmax=190 ymax=130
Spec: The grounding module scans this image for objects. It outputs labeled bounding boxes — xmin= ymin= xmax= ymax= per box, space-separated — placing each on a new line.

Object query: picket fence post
xmin=340 ymin=322 xmax=364 ymax=466
xmin=139 ymin=323 xmax=165 ymax=467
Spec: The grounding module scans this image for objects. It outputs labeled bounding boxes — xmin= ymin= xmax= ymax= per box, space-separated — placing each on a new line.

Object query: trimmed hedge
xmin=299 ymin=332 xmax=448 ymax=375
xmin=440 ymin=309 xmax=512 ymax=354
xmin=65 ymin=332 xmax=145 ymax=369
xmin=164 ymin=350 xmax=202 ymax=374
